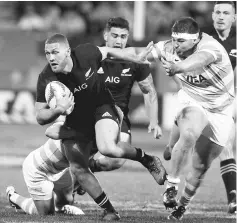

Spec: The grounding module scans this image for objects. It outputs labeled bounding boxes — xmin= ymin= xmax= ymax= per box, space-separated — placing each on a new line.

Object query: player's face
xmin=45 ymin=43 xmax=69 ymax=73
xmin=104 ymin=27 xmax=129 ymax=49
xmin=212 ymin=4 xmax=235 ymax=31
xmin=172 ymin=37 xmax=196 ymax=57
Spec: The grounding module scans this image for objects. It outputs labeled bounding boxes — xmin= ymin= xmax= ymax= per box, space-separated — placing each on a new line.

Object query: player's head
xmin=171 ymin=17 xmax=200 ymax=57
xmin=45 ymin=33 xmax=71 ymax=73
xmin=212 ymin=1 xmax=236 ymax=32
xmin=104 ymin=17 xmax=129 ymax=49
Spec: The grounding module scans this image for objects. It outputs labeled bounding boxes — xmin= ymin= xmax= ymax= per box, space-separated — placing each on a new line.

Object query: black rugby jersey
xmin=202 ymin=27 xmax=236 ymax=69
xmin=36 ymin=43 xmax=114 ymax=133
xmin=97 ymin=58 xmax=150 ymax=116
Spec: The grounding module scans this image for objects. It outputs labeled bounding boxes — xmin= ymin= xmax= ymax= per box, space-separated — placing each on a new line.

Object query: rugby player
xmin=16 ymin=33 xmax=165 ymax=219
xmin=139 ymin=17 xmax=234 ymax=220
xmin=163 ymin=2 xmax=237 ymax=214
xmin=202 ymin=2 xmax=236 ymax=213
xmin=6 ymin=139 xmax=85 ymax=216
xmin=86 ymin=17 xmax=162 ymax=178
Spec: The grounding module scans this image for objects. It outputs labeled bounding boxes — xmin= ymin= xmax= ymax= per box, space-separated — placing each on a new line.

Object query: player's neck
xmin=62 ymin=57 xmax=73 ymax=74
xmin=215 ymin=27 xmax=231 ymax=41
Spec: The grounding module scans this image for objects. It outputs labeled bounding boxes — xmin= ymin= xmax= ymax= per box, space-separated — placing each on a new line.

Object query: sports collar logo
xmin=85 ymin=68 xmax=94 ymax=80
xmin=97 ymin=67 xmax=104 ymax=74
xmin=121 ymin=68 xmax=132 ymax=76
xmin=102 ymin=112 xmax=112 ymax=117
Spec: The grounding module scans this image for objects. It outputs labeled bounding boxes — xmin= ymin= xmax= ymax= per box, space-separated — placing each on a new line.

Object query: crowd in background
xmin=0 ymin=1 xmax=224 ymax=41
xmin=0 ymin=1 xmax=235 ymax=91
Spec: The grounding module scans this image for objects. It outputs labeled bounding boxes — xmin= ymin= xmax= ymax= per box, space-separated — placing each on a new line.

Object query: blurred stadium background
xmin=0 ymin=1 xmax=224 ymax=129
xmin=0 ymin=2 xmax=236 ymax=222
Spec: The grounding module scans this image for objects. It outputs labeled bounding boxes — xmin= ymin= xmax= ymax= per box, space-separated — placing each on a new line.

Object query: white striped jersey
xmin=31 ymin=139 xmax=69 ymax=175
xmin=155 ymin=33 xmax=235 ymax=112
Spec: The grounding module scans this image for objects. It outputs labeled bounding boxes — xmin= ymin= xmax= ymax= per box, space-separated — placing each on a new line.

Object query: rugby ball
xmin=45 ymin=81 xmax=74 ymax=115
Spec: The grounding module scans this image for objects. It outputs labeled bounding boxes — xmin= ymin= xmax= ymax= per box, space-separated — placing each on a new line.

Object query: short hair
xmin=105 ymin=17 xmax=129 ymax=31
xmin=45 ymin=33 xmax=69 ymax=46
xmin=214 ymin=1 xmax=236 ymax=13
xmin=172 ymin=17 xmax=200 ymax=34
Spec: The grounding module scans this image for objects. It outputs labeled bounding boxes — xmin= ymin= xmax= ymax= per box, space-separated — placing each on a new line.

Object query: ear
xmin=104 ymin=31 xmax=108 ymax=42
xmin=233 ymin=13 xmax=236 ymax=23
xmin=193 ymin=38 xmax=199 ymax=45
xmin=67 ymin=47 xmax=71 ymax=56
xmin=212 ymin=12 xmax=215 ymax=21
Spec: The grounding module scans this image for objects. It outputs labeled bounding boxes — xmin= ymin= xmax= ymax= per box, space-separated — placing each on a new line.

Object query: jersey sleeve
xmin=36 ymin=73 xmax=47 ymax=103
xmin=135 ymin=64 xmax=151 ymax=82
xmin=198 ymin=41 xmax=222 ymax=62
xmin=74 ymin=43 xmax=103 ymax=66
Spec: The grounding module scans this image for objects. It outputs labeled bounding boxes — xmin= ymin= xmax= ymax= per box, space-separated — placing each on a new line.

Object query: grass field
xmin=0 ymin=124 xmax=236 ymax=223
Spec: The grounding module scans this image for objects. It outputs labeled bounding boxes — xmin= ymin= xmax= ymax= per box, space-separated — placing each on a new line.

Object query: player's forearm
xmin=36 ymin=107 xmax=63 ymax=125
xmin=107 ymin=47 xmax=140 ymax=63
xmin=144 ymin=91 xmax=159 ymax=124
xmin=45 ymin=124 xmax=77 ymax=140
xmin=170 ymin=52 xmax=215 ymax=75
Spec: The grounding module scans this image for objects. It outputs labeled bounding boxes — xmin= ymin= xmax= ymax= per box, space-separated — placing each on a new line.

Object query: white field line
xmin=0 ymin=156 xmax=24 ymax=166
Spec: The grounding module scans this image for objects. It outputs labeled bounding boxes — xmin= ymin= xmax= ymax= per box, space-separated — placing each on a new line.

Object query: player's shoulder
xmin=229 ymin=27 xmax=236 ymax=39
xmin=198 ymin=33 xmax=221 ymax=48
xmin=201 ymin=26 xmax=216 ymax=36
xmin=74 ymin=43 xmax=100 ymax=56
xmin=38 ymin=64 xmax=54 ymax=79
xmin=73 ymin=43 xmax=102 ymax=63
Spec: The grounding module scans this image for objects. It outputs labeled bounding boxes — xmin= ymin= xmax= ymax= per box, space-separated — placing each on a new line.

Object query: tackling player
xmin=138 ymin=17 xmax=235 ymax=220
xmin=163 ymin=2 xmax=236 ymax=214
xmin=6 ymin=138 xmax=85 ymax=216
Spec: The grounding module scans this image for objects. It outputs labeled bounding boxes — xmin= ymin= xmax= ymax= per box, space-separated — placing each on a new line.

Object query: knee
xmin=110 ymin=158 xmax=126 ymax=169
xmin=180 ymin=129 xmax=197 ymax=148
xmin=70 ymin=165 xmax=89 ymax=183
xmin=98 ymin=141 xmax=124 ymax=158
xmin=191 ymin=161 xmax=209 ymax=179
xmin=64 ymin=193 xmax=73 ymax=205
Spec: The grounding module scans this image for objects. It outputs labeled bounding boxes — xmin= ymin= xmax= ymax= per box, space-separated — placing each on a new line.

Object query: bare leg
xmin=168 ymin=107 xmax=208 ymax=183
xmin=7 ymin=189 xmax=38 ymax=215
xmin=90 ymin=132 xmax=130 ymax=172
xmin=164 ymin=123 xmax=180 ymax=160
xmin=168 ymin=136 xmax=223 ymax=220
xmin=163 ymin=106 xmax=208 ymax=209
xmin=95 ymin=119 xmax=166 ymax=185
xmin=62 ymin=139 xmax=117 ymax=215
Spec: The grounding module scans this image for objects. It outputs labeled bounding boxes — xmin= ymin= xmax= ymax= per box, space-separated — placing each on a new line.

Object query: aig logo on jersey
xmin=105 ymin=76 xmax=120 ymax=83
xmin=74 ymin=83 xmax=88 ymax=93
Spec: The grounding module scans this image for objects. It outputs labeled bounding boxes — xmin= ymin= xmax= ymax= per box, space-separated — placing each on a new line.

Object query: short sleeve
xmin=74 ymin=43 xmax=103 ymax=66
xmin=135 ymin=64 xmax=151 ymax=82
xmin=198 ymin=41 xmax=222 ymax=62
xmin=36 ymin=74 xmax=47 ymax=103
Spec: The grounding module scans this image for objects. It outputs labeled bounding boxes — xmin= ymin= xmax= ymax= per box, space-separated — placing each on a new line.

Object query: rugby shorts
xmin=121 ymin=115 xmax=131 ymax=135
xmin=95 ymin=104 xmax=124 ymax=129
xmin=175 ymin=89 xmax=234 ymax=147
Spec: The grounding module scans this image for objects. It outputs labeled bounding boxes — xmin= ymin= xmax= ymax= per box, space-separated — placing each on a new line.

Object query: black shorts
xmin=121 ymin=115 xmax=131 ymax=135
xmin=95 ymin=104 xmax=121 ymax=126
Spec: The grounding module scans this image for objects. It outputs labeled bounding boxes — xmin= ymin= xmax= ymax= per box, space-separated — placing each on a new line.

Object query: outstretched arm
xmin=161 ymin=51 xmax=216 ymax=76
xmin=98 ymin=42 xmax=154 ymax=64
xmin=138 ymin=74 xmax=162 ymax=139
